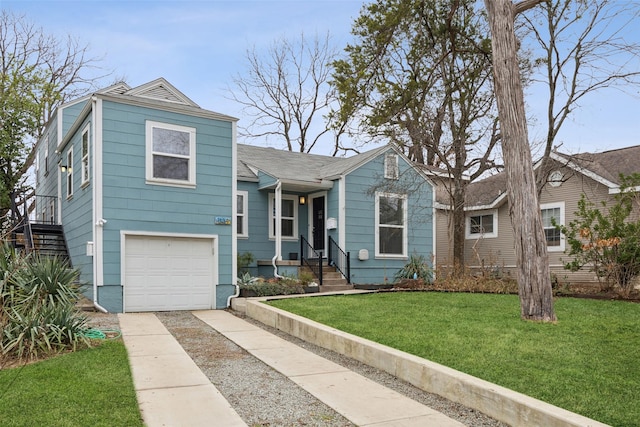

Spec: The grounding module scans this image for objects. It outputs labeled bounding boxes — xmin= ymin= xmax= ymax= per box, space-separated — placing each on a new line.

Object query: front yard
xmin=268 ymin=292 xmax=640 ymax=427
xmin=0 ymin=341 xmax=142 ymax=427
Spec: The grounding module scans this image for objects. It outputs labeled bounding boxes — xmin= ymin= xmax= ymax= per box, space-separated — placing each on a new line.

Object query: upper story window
xmin=146 ymin=121 xmax=196 ymax=188
xmin=375 ymin=192 xmax=407 ymax=257
xmin=35 ymin=151 xmax=40 ymax=185
xmin=66 ymin=149 xmax=73 ymax=199
xmin=466 ymin=210 xmax=498 ymax=239
xmin=237 ymin=191 xmax=248 ymax=238
xmin=81 ymin=124 xmax=90 ymax=186
xmin=269 ymin=194 xmax=298 ymax=240
xmin=44 ymin=143 xmax=49 ymax=175
xmin=384 ymin=153 xmax=399 ymax=180
xmin=541 ymin=202 xmax=564 ymax=251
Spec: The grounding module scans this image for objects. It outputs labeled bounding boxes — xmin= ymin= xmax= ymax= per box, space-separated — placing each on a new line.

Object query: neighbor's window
xmin=269 ymin=194 xmax=298 ymax=240
xmin=237 ymin=191 xmax=248 ymax=238
xmin=146 ymin=121 xmax=196 ymax=187
xmin=44 ymin=142 xmax=49 ymax=175
xmin=81 ymin=124 xmax=90 ymax=186
xmin=375 ymin=192 xmax=407 ymax=257
xmin=66 ymin=149 xmax=73 ymax=199
xmin=384 ymin=153 xmax=399 ymax=180
xmin=541 ymin=202 xmax=564 ymax=251
xmin=466 ymin=211 xmax=497 ymax=239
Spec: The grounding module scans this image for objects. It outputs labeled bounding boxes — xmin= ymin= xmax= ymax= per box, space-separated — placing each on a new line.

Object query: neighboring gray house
xmin=23 ymin=77 xmax=437 ymax=313
xmin=434 ymin=145 xmax=640 ymax=284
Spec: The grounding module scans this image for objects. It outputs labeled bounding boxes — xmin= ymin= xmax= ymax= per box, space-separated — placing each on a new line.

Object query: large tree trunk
xmin=484 ymin=0 xmax=556 ymax=321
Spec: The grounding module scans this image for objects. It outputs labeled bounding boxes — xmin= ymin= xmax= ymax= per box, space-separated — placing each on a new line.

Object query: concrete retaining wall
xmin=232 ymin=296 xmax=609 ymax=427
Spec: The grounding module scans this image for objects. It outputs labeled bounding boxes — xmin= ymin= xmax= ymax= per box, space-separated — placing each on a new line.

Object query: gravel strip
xmin=87 ymin=311 xmax=506 ymax=427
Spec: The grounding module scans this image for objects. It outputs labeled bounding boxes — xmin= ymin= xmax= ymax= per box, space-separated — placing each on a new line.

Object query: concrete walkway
xmin=119 ymin=310 xmax=464 ymax=427
xmin=118 ymin=313 xmax=247 ymax=427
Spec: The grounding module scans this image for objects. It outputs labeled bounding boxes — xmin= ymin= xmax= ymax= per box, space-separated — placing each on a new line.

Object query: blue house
xmin=236 ymin=143 xmax=436 ymax=285
xmin=29 ymin=78 xmax=435 ymax=313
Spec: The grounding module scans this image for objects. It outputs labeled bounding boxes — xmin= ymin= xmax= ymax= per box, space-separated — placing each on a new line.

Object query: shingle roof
xmin=237 ymin=144 xmax=392 ymax=183
xmin=461 ymin=144 xmax=640 ymax=208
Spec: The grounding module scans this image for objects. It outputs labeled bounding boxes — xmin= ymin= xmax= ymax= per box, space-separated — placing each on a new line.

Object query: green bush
xmin=394 ymin=253 xmax=433 ymax=282
xmin=1 ymin=246 xmax=89 ymax=361
xmin=558 ymin=173 xmax=640 ymax=295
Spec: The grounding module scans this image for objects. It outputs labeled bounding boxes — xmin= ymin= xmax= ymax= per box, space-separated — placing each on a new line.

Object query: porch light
xmin=299 ymin=195 xmax=306 ymax=205
xmin=59 ymin=164 xmax=72 ymax=172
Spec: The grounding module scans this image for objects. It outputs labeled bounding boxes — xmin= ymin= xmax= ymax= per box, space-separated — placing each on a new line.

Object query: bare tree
xmin=484 ymin=0 xmax=556 ymax=321
xmin=0 ymin=11 xmax=104 ymax=226
xmin=524 ymin=0 xmax=640 ymax=188
xmin=228 ymin=32 xmax=339 ymax=153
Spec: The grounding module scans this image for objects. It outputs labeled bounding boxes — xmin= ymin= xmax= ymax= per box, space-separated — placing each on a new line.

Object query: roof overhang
xmin=258 ymin=178 xmax=334 ymax=193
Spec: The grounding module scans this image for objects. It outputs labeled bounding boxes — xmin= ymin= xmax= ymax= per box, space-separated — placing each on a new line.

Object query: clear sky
xmin=3 ymin=0 xmax=639 ymax=157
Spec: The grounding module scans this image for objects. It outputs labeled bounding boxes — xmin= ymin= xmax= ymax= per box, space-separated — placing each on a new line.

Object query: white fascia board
xmin=549 ymin=151 xmax=617 ymax=190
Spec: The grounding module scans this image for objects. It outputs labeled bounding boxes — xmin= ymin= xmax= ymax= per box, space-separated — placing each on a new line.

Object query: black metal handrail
xmin=10 ymin=191 xmax=59 ymax=226
xmin=328 ymin=236 xmax=351 ymax=284
xmin=300 ymin=235 xmax=323 ymax=285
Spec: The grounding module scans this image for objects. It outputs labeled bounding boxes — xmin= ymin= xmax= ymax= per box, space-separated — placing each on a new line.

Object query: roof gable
xmin=124 ymin=78 xmax=199 ymax=107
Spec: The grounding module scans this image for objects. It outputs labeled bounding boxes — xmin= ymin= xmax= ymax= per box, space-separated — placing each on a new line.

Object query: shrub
xmin=1 ymin=248 xmax=89 ymax=361
xmin=394 ymin=254 xmax=433 ymax=282
xmin=558 ymin=173 xmax=640 ymax=295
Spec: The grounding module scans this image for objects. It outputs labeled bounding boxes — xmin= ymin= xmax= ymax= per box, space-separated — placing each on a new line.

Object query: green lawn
xmin=0 ymin=341 xmax=142 ymax=427
xmin=268 ymin=292 xmax=640 ymax=427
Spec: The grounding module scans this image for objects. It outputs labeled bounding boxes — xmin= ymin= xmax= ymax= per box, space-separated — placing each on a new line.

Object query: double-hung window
xmin=466 ymin=211 xmax=497 ymax=239
xmin=375 ymin=192 xmax=407 ymax=257
xmin=269 ymin=194 xmax=298 ymax=240
xmin=81 ymin=124 xmax=90 ymax=186
xmin=541 ymin=202 xmax=564 ymax=251
xmin=237 ymin=191 xmax=248 ymax=238
xmin=146 ymin=121 xmax=196 ymax=187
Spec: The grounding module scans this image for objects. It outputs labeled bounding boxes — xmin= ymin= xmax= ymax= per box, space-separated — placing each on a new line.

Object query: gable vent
xmin=139 ymin=85 xmax=184 ymax=103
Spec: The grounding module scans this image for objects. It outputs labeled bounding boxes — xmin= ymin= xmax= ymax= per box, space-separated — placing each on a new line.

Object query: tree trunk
xmin=484 ymin=0 xmax=556 ymax=321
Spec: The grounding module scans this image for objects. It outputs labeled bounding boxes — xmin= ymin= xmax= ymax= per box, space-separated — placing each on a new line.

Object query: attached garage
xmin=122 ymin=233 xmax=218 ymax=312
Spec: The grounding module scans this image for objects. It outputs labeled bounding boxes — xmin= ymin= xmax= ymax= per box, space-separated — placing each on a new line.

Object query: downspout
xmin=272 ymin=180 xmax=284 ymax=278
xmin=227 ymin=120 xmax=239 ymax=308
xmin=89 ymin=95 xmax=108 ymax=313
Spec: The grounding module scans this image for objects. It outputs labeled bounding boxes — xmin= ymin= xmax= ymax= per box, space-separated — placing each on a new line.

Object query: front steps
xmin=299 ymin=264 xmax=352 ymax=292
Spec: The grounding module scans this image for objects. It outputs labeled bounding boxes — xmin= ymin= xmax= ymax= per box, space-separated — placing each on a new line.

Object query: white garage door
xmin=124 ymin=234 xmax=216 ymax=312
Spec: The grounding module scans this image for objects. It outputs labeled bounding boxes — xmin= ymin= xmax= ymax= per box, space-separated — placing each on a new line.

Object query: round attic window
xmin=549 ymin=170 xmax=563 ymax=187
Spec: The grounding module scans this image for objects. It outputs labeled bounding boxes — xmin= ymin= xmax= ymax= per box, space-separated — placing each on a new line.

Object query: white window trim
xmin=145 ymin=120 xmax=196 ymax=188
xmin=375 ymin=192 xmax=408 ymax=258
xmin=81 ymin=123 xmax=90 ymax=186
xmin=66 ymin=149 xmax=73 ymax=199
xmin=44 ymin=143 xmax=49 ymax=175
xmin=466 ymin=210 xmax=498 ymax=239
xmin=269 ymin=194 xmax=298 ymax=241
xmin=541 ymin=202 xmax=565 ymax=252
xmin=384 ymin=153 xmax=399 ymax=180
xmin=35 ymin=151 xmax=40 ymax=185
xmin=237 ymin=190 xmax=248 ymax=238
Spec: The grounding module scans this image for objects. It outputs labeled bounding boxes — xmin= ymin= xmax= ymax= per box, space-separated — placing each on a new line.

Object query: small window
xmin=384 ymin=153 xmax=399 ymax=180
xmin=375 ymin=192 xmax=407 ymax=257
xmin=269 ymin=194 xmax=298 ymax=240
xmin=81 ymin=124 xmax=90 ymax=185
xmin=541 ymin=202 xmax=564 ymax=251
xmin=146 ymin=121 xmax=196 ymax=187
xmin=66 ymin=149 xmax=73 ymax=199
xmin=466 ymin=211 xmax=497 ymax=239
xmin=237 ymin=191 xmax=248 ymax=238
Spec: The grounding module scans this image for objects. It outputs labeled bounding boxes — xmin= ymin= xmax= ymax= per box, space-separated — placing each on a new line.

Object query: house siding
xmin=60 ymin=114 xmax=94 ymax=290
xmin=97 ymin=100 xmax=234 ymax=312
xmin=439 ymin=164 xmax=614 ymax=284
xmin=345 ymin=150 xmax=433 ymax=284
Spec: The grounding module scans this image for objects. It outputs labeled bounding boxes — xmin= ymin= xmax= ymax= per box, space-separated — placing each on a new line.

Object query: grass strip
xmin=268 ymin=292 xmax=639 ymax=427
xmin=0 ymin=341 xmax=142 ymax=427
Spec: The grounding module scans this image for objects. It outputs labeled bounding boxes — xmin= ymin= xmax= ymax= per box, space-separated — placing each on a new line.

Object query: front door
xmin=312 ymin=196 xmax=325 ymax=253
